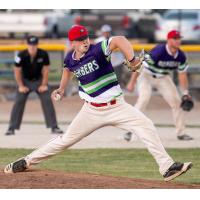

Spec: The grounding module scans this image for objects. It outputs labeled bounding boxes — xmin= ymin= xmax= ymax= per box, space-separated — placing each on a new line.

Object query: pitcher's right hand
xmin=51 ymin=88 xmax=65 ymax=101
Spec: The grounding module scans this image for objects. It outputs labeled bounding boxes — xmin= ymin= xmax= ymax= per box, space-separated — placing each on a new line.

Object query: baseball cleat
xmin=163 ymin=162 xmax=193 ymax=182
xmin=4 ymin=159 xmax=27 ymax=174
xmin=124 ymin=132 xmax=132 ymax=142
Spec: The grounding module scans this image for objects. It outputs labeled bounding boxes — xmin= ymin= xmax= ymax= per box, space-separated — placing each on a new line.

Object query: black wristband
xmin=128 ymin=56 xmax=135 ymax=62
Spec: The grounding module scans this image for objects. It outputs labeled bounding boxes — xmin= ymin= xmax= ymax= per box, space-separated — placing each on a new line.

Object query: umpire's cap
xmin=27 ymin=35 xmax=39 ymax=45
xmin=68 ymin=25 xmax=89 ymax=41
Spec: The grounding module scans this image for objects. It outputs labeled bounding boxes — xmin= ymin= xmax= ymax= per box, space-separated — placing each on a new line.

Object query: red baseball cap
xmin=68 ymin=25 xmax=89 ymax=41
xmin=167 ymin=30 xmax=182 ymax=39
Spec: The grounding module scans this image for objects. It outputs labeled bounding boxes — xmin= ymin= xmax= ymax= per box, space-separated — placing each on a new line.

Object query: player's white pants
xmin=135 ymin=71 xmax=185 ymax=136
xmin=25 ymin=97 xmax=174 ymax=175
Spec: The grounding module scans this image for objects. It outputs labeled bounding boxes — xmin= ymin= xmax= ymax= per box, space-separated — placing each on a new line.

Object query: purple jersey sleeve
xmin=149 ymin=44 xmax=164 ymax=64
xmin=93 ymin=40 xmax=112 ymax=64
xmin=63 ymin=50 xmax=73 ymax=71
xmin=178 ymin=50 xmax=188 ymax=72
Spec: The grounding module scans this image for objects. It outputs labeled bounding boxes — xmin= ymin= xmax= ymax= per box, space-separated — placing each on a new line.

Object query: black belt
xmin=25 ymin=78 xmax=39 ymax=81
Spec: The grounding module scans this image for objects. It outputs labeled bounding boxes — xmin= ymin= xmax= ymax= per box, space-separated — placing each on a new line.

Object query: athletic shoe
xmin=51 ymin=126 xmax=63 ymax=134
xmin=163 ymin=162 xmax=193 ymax=181
xmin=177 ymin=134 xmax=193 ymax=141
xmin=124 ymin=132 xmax=132 ymax=142
xmin=4 ymin=159 xmax=27 ymax=174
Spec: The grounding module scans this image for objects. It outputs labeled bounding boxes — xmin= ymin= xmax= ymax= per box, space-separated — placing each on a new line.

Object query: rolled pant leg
xmin=37 ymin=89 xmax=57 ymax=128
xmin=25 ymin=103 xmax=105 ymax=166
xmin=111 ymin=100 xmax=174 ymax=175
xmin=9 ymin=91 xmax=29 ymax=130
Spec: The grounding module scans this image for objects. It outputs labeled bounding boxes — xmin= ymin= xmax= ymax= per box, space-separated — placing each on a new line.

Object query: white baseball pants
xmin=25 ymin=97 xmax=174 ymax=175
xmin=135 ymin=71 xmax=185 ymax=136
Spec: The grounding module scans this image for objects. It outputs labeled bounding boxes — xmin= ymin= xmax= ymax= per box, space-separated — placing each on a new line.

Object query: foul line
xmin=0 ymin=121 xmax=200 ymax=128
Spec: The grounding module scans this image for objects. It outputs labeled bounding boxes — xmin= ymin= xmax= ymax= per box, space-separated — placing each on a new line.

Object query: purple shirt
xmin=145 ymin=43 xmax=188 ymax=75
xmin=64 ymin=41 xmax=120 ymax=98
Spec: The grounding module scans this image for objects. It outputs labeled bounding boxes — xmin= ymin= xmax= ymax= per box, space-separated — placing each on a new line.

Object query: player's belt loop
xmin=152 ymin=74 xmax=158 ymax=78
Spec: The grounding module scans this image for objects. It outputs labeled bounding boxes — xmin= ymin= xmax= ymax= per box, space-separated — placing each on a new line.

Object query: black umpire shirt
xmin=14 ymin=48 xmax=50 ymax=81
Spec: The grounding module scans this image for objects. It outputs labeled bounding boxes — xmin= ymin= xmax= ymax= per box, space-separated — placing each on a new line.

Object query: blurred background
xmin=0 ymin=9 xmax=200 ymax=101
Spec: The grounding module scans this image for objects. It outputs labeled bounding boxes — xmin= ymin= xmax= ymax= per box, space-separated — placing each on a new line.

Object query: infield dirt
xmin=0 ymin=170 xmax=199 ymax=189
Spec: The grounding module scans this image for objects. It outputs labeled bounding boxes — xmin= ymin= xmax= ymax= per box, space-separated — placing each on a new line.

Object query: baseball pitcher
xmin=4 ymin=26 xmax=192 ymax=182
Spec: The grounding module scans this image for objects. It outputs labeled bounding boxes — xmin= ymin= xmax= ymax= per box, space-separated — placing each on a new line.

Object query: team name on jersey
xmin=74 ymin=60 xmax=99 ymax=78
xmin=158 ymin=61 xmax=181 ymax=68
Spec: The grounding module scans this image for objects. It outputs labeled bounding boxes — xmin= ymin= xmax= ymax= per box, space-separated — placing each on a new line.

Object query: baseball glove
xmin=124 ymin=49 xmax=145 ymax=72
xmin=180 ymin=95 xmax=194 ymax=111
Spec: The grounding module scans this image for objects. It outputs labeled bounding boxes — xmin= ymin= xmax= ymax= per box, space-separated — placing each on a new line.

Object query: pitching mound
xmin=0 ymin=170 xmax=199 ymax=189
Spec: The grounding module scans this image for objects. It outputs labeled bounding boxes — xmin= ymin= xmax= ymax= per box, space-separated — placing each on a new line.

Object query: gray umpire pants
xmin=9 ymin=79 xmax=58 ymax=130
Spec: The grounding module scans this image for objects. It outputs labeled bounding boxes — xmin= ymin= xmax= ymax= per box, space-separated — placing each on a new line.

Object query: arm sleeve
xmin=43 ymin=51 xmax=50 ymax=65
xmin=63 ymin=54 xmax=72 ymax=71
xmin=100 ymin=38 xmax=113 ymax=57
xmin=178 ymin=52 xmax=189 ymax=72
xmin=147 ymin=46 xmax=161 ymax=65
xmin=63 ymin=59 xmax=68 ymax=69
xmin=14 ymin=52 xmax=22 ymax=67
xmin=94 ymin=38 xmax=113 ymax=62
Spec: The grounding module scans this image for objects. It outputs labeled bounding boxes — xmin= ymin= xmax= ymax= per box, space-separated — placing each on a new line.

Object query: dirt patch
xmin=0 ymin=169 xmax=199 ymax=189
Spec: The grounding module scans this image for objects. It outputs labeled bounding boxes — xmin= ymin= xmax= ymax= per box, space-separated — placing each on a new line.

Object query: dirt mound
xmin=0 ymin=169 xmax=199 ymax=189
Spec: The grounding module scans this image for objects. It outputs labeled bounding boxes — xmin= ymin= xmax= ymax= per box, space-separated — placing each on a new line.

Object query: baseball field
xmin=0 ymin=95 xmax=200 ymax=188
xmin=0 ymin=148 xmax=200 ymax=188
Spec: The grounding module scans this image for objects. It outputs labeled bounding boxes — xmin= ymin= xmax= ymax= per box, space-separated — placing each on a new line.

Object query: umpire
xmin=5 ymin=35 xmax=63 ymax=135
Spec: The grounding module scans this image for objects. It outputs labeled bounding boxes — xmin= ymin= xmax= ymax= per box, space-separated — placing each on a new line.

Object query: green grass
xmin=0 ymin=148 xmax=199 ymax=184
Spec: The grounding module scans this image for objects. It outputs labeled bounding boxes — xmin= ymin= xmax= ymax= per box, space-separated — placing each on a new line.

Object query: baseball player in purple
xmin=125 ymin=30 xmax=193 ymax=142
xmin=4 ymin=25 xmax=192 ymax=182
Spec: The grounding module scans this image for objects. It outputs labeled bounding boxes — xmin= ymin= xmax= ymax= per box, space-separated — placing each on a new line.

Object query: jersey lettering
xmin=158 ymin=61 xmax=180 ymax=68
xmin=74 ymin=60 xmax=99 ymax=78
